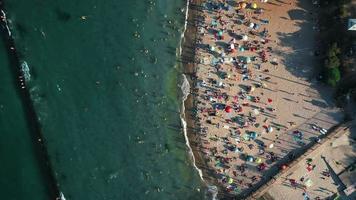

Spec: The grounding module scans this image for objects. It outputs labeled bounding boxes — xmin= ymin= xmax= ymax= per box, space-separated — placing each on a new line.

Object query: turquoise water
xmin=3 ymin=0 xmax=203 ymax=199
xmin=0 ymin=31 xmax=51 ymax=199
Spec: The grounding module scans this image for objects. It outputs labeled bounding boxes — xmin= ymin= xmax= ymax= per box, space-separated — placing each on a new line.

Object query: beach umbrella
xmin=218 ymin=30 xmax=223 ymax=36
xmin=242 ymin=35 xmax=248 ymax=41
xmin=267 ymin=126 xmax=273 ymax=133
xmin=255 ymin=157 xmax=262 ymax=164
xmin=280 ymin=164 xmax=287 ymax=170
xmin=252 ymin=3 xmax=258 ymax=9
xmin=242 ymin=134 xmax=250 ymax=141
xmin=258 ymin=163 xmax=267 ymax=171
xmin=267 ymin=98 xmax=273 ymax=103
xmin=249 ymin=22 xmax=255 ymax=28
xmin=246 ymin=155 xmax=254 ymax=162
xmin=211 ymin=20 xmax=217 ymax=26
xmin=225 ymin=106 xmax=232 ymax=113
xmin=245 ymin=57 xmax=251 ymax=63
xmin=240 ymin=2 xmax=247 ymax=9
xmin=253 ymin=109 xmax=259 ymax=116
xmin=305 ymin=179 xmax=313 ymax=187
xmin=228 ymin=177 xmax=234 ymax=184
xmin=269 ymin=143 xmax=274 ymax=148
xmin=254 ymin=24 xmax=260 ymax=30
xmin=249 ymin=131 xmax=258 ymax=140
xmin=306 ymin=164 xmax=313 ymax=172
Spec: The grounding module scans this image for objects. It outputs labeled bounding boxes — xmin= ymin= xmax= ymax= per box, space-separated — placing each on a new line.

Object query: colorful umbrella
xmin=228 ymin=177 xmax=234 ymax=184
xmin=225 ymin=106 xmax=232 ymax=113
xmin=246 ymin=155 xmax=254 ymax=162
xmin=305 ymin=179 xmax=313 ymax=187
xmin=252 ymin=3 xmax=258 ymax=9
xmin=255 ymin=157 xmax=262 ymax=164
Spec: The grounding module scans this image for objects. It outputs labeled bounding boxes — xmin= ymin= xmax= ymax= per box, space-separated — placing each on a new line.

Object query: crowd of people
xmin=191 ymin=0 xmax=312 ymax=195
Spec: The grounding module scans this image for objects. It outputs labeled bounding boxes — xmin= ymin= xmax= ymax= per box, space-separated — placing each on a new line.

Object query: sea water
xmin=3 ymin=0 xmax=204 ymax=199
xmin=0 ymin=29 xmax=51 ymax=199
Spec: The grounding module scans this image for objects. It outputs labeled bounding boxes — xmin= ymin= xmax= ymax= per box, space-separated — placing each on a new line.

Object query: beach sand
xmin=183 ymin=0 xmax=344 ymax=198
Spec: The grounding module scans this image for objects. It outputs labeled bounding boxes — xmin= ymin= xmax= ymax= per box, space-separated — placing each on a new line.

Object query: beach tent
xmin=242 ymin=35 xmax=248 ymax=41
xmin=348 ymin=19 xmax=356 ymax=31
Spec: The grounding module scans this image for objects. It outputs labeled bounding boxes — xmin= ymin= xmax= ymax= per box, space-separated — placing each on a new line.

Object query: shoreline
xmin=0 ymin=2 xmax=60 ymax=199
xmin=180 ymin=0 xmax=223 ymax=198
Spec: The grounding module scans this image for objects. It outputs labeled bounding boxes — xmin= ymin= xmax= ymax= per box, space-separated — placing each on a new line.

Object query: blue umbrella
xmin=249 ymin=132 xmax=257 ymax=140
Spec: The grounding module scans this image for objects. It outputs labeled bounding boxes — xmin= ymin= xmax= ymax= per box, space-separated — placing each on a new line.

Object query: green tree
xmin=327 ymin=67 xmax=341 ymax=86
xmin=326 ymin=43 xmax=340 ymax=67
xmin=325 ymin=42 xmax=341 ymax=86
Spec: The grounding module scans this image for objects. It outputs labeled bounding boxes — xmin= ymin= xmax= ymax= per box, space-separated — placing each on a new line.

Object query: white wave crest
xmin=21 ymin=61 xmax=31 ymax=81
xmin=179 ymin=1 xmax=219 ymax=199
xmin=180 ymin=74 xmax=203 ymax=180
xmin=1 ymin=10 xmax=12 ymax=36
xmin=60 ymin=192 xmax=66 ymax=200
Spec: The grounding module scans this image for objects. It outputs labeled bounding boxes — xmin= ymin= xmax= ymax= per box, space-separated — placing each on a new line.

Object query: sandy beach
xmin=183 ymin=0 xmax=344 ymax=198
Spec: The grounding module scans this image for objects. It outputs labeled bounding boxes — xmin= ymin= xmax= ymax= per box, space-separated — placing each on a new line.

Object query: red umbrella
xmin=258 ymin=163 xmax=267 ymax=171
xmin=267 ymin=98 xmax=273 ymax=103
xmin=280 ymin=164 xmax=288 ymax=170
xmin=225 ymin=106 xmax=232 ymax=113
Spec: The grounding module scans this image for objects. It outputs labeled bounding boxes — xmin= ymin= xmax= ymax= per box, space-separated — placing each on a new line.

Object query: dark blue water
xmin=3 ymin=0 xmax=204 ymax=199
xmin=0 ymin=27 xmax=51 ymax=199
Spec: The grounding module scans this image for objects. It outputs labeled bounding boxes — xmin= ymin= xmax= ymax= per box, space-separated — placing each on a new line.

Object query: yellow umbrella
xmin=255 ymin=157 xmax=262 ymax=164
xmin=228 ymin=177 xmax=234 ymax=184
xmin=252 ymin=3 xmax=258 ymax=9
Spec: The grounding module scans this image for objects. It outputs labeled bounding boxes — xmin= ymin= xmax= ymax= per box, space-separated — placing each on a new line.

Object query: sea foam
xmin=179 ymin=0 xmax=218 ymax=199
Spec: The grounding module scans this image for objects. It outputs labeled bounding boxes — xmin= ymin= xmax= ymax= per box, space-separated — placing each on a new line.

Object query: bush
xmin=327 ymin=67 xmax=341 ymax=86
xmin=339 ymin=6 xmax=348 ymax=18
xmin=324 ymin=42 xmax=341 ymax=86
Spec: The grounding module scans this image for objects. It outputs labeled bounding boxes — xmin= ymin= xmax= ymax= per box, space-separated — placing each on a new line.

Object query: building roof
xmin=348 ymin=19 xmax=356 ymax=31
